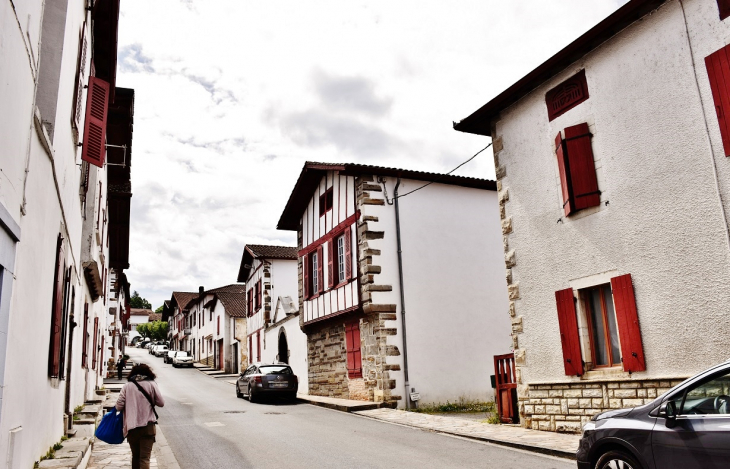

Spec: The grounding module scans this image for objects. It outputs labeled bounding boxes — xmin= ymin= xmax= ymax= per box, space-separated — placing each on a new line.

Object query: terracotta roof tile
xmin=130 ymin=308 xmax=153 ymax=316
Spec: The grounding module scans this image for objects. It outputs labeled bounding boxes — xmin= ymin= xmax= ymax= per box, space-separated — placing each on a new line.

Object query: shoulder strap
xmin=132 ymin=380 xmax=159 ymax=420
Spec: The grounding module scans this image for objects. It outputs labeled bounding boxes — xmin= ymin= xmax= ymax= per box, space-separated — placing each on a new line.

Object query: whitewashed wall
xmin=492 ymin=0 xmax=730 ymax=386
xmin=262 ymin=314 xmax=309 ymax=394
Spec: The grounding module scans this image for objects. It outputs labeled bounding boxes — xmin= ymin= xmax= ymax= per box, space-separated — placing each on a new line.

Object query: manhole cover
xmin=223 ymin=411 xmax=246 ymax=414
xmin=264 ymin=412 xmax=283 ymax=415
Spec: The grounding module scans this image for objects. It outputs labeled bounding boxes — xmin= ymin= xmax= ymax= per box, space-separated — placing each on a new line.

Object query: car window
xmin=259 ymin=366 xmax=293 ymax=375
xmin=673 ymin=371 xmax=730 ymax=415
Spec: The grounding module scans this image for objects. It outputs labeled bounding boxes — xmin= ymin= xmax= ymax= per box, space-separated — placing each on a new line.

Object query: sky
xmin=117 ymin=0 xmax=628 ymax=309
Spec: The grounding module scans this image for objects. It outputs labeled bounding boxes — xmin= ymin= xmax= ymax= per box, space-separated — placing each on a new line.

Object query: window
xmin=545 ymin=70 xmax=589 ymax=121
xmin=256 ymin=279 xmax=262 ymax=311
xmin=555 ymin=274 xmax=645 ymax=376
xmin=92 ymin=317 xmax=99 ymax=370
xmin=705 ymin=44 xmax=730 ymax=156
xmin=48 ymin=235 xmax=66 ymax=378
xmin=256 ymin=331 xmax=261 ymax=362
xmin=81 ymin=303 xmax=89 ymax=368
xmin=669 ymin=371 xmax=730 ymax=415
xmin=311 ymin=251 xmax=319 ymax=297
xmin=345 ymin=321 xmax=362 ymax=378
xmin=337 ymin=235 xmax=345 ymax=284
xmin=81 ymin=76 xmax=111 ymax=167
xmin=555 ymin=123 xmax=600 ymax=216
xmin=217 ymin=316 xmax=220 ymax=335
xmin=247 ymin=288 xmax=254 ymax=317
xmin=319 ymin=188 xmax=334 ymax=216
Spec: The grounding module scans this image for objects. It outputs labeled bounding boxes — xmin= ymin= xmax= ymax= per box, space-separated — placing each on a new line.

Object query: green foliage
xmin=408 ymin=399 xmax=496 ymax=414
xmin=485 ymin=413 xmax=502 ymax=424
xmin=138 ymin=320 xmax=169 ymax=341
xmin=130 ymin=290 xmax=152 ymax=309
xmin=73 ymin=404 xmax=84 ymax=413
xmin=155 ymin=305 xmax=164 ymax=314
xmin=136 ymin=323 xmax=150 ymax=339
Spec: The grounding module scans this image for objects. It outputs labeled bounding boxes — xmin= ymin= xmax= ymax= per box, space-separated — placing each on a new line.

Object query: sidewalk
xmin=87 ymin=425 xmax=179 ymax=469
xmin=354 ymin=408 xmax=580 ymax=459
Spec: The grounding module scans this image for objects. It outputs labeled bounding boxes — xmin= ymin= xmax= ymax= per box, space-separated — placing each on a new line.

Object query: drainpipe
xmin=393 ymin=178 xmax=412 ymax=410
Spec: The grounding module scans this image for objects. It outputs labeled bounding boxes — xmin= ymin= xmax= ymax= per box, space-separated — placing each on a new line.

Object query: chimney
xmin=199 ymin=286 xmax=204 ymax=298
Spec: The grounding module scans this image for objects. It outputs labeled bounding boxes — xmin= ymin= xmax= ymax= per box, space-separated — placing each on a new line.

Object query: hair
xmin=127 ymin=363 xmax=156 ymax=381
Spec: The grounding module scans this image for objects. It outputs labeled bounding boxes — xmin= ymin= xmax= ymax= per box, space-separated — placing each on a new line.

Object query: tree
xmin=154 ymin=305 xmax=164 ymax=314
xmin=130 ymin=291 xmax=152 ymax=309
xmin=136 ymin=323 xmax=150 ymax=339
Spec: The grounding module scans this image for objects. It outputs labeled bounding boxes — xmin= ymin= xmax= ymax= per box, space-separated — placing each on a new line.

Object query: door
xmin=653 ymin=370 xmax=730 ymax=468
xmin=278 ymin=331 xmax=288 ymax=364
xmin=218 ymin=340 xmax=224 ymax=370
xmin=493 ymin=353 xmax=519 ymax=424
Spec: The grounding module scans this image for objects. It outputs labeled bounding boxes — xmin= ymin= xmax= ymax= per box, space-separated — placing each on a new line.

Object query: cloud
xmin=118 ymin=43 xmax=155 ymax=73
xmin=312 ymin=69 xmax=392 ymax=117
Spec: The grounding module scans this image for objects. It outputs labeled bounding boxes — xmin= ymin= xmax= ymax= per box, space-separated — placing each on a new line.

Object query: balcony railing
xmin=184 ymin=328 xmax=192 ymax=336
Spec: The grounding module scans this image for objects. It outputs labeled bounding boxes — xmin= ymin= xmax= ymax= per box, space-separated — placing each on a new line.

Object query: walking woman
xmin=115 ymin=363 xmax=165 ymax=469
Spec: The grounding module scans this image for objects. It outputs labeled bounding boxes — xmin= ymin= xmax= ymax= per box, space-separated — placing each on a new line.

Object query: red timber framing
xmin=81 ymin=76 xmax=110 ymax=168
xmin=298 ymin=212 xmax=359 ymax=257
xmin=48 ymin=235 xmax=66 ymax=378
xmin=610 ymin=274 xmax=646 ymax=373
xmin=706 ymin=44 xmax=730 ymax=156
xmin=494 ymin=353 xmax=518 ymax=423
xmin=555 ymin=288 xmax=583 ymax=376
xmin=345 ymin=321 xmax=362 ymax=378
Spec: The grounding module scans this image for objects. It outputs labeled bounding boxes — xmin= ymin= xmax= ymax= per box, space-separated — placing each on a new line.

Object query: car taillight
xmin=253 ymin=376 xmax=262 ymax=383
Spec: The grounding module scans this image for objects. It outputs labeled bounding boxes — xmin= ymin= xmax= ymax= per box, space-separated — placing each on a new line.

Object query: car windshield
xmin=176 ymin=352 xmax=190 ymax=357
xmin=259 ymin=366 xmax=292 ymax=375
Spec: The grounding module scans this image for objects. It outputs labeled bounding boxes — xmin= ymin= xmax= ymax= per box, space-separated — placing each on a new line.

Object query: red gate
xmin=494 ymin=353 xmax=518 ymax=423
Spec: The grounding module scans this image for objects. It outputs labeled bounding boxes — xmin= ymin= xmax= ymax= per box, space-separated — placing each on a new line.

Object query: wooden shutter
xmin=247 ymin=289 xmax=253 ymax=317
xmin=248 ymin=335 xmax=252 ymax=364
xmin=81 ymin=76 xmax=110 ymax=168
xmin=555 ymin=132 xmax=573 ymax=216
xmin=48 ymin=235 xmax=65 ymax=378
xmin=257 ymin=280 xmax=262 ymax=310
xmin=555 ymin=288 xmax=583 ymax=376
xmin=72 ymin=23 xmax=88 ymax=130
xmin=345 ymin=322 xmax=362 ymax=378
xmin=327 ymin=240 xmax=334 ymax=288
xmin=217 ymin=316 xmax=220 ymax=335
xmin=705 ymin=45 xmax=730 ymax=156
xmin=99 ymin=337 xmax=104 ymax=376
xmin=256 ymin=331 xmax=261 ymax=362
xmin=564 ymin=123 xmax=600 ymax=212
xmin=610 ymin=274 xmax=646 ymax=373
xmin=92 ymin=317 xmax=99 ymax=370
xmin=718 ymin=0 xmax=730 ymax=20
xmin=344 ymin=225 xmax=352 ymax=280
xmin=302 ymin=254 xmax=309 ymax=299
xmin=82 ymin=303 xmax=88 ymax=368
xmin=316 ymin=245 xmax=324 ymax=293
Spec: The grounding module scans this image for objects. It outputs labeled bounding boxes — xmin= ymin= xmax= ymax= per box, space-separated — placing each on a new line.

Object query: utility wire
xmin=395 ymin=142 xmax=492 ymax=199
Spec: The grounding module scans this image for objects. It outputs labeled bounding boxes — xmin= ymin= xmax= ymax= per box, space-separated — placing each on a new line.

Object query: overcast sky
xmin=117 ymin=0 xmax=628 ymax=309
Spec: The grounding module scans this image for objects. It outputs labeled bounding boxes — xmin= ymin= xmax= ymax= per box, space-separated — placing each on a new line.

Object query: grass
xmin=73 ymin=404 xmax=84 ymax=413
xmin=408 ymin=399 xmax=496 ymax=414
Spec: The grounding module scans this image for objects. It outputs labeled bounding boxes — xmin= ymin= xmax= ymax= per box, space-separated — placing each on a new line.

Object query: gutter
xmin=393 ymin=178 xmax=412 ymax=410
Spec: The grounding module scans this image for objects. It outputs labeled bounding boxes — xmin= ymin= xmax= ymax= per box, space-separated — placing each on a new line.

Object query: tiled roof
xmin=171 ymin=291 xmax=198 ymax=310
xmin=148 ymin=313 xmax=162 ymax=322
xmin=277 ymin=162 xmax=496 ymax=230
xmin=130 ymin=308 xmax=153 ymax=316
xmin=237 ymin=245 xmax=297 ymax=282
xmin=216 ymin=292 xmax=247 ymax=318
xmin=205 ymin=284 xmax=247 ymax=294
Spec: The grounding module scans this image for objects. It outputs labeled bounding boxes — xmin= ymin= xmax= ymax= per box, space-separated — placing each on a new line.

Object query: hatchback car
xmin=172 ymin=351 xmax=193 ymax=368
xmin=578 ymin=360 xmax=730 ymax=469
xmin=164 ymin=350 xmax=177 ymax=364
xmin=236 ymin=363 xmax=298 ymax=402
xmin=151 ymin=345 xmax=168 ymax=357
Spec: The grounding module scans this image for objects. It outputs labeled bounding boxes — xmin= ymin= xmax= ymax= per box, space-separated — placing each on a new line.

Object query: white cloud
xmin=117 ymin=0 xmax=629 ymax=308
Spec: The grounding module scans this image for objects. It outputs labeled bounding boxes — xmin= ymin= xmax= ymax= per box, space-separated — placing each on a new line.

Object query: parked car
xmin=578 ymin=359 xmax=730 ymax=469
xmin=137 ymin=340 xmax=150 ymax=348
xmin=172 ymin=351 xmax=193 ymax=368
xmin=164 ymin=350 xmax=177 ymax=364
xmin=152 ymin=345 xmax=168 ymax=357
xmin=236 ymin=363 xmax=298 ymax=402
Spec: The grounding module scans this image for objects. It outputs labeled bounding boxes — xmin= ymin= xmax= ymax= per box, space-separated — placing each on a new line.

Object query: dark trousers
xmin=117 ymin=368 xmax=123 ymax=380
xmin=127 ymin=423 xmax=156 ymax=469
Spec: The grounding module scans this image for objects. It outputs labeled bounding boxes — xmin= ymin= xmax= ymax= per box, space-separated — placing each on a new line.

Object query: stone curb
xmin=298 ymin=394 xmax=385 ymax=412
xmin=153 ymin=426 xmax=181 ymax=469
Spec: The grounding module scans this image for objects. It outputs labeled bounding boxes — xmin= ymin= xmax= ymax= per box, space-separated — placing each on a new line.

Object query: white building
xmin=454 ymin=0 xmax=730 ymax=432
xmin=0 ymin=0 xmax=131 ymax=465
xmin=237 ymin=245 xmax=299 ymax=369
xmin=277 ymin=162 xmax=510 ymax=408
xmin=128 ymin=308 xmax=154 ymax=343
xmin=261 ymin=296 xmax=309 ymax=394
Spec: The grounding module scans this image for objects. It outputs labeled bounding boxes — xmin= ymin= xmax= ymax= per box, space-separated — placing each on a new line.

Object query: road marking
xmin=204 ymin=422 xmax=225 ymax=427
xmin=181 ymin=402 xmax=192 ymax=405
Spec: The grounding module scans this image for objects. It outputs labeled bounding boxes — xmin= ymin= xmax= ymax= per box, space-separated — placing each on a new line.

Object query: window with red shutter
xmin=92 ymin=317 xmax=98 ymax=370
xmin=555 ymin=288 xmax=583 ymax=376
xmin=555 ymin=123 xmax=600 ymax=216
xmin=82 ymin=303 xmax=88 ymax=368
xmin=327 ymin=240 xmax=334 ymax=288
xmin=705 ymin=44 xmax=730 ymax=156
xmin=248 ymin=335 xmax=252 ymax=364
xmin=256 ymin=331 xmax=261 ymax=362
xmin=48 ymin=235 xmax=65 ymax=378
xmin=718 ymin=0 xmax=730 ymax=20
xmin=217 ymin=316 xmax=220 ymax=335
xmin=256 ymin=280 xmax=262 ymax=311
xmin=302 ymin=254 xmax=309 ymax=299
xmin=319 ymin=188 xmax=334 ymax=217
xmin=345 ymin=322 xmax=362 ymax=378
xmin=81 ymin=76 xmax=110 ymax=168
xmin=344 ymin=226 xmax=352 ymax=280
xmin=610 ymin=274 xmax=646 ymax=373
xmin=72 ymin=22 xmax=88 ymax=134
xmin=316 ymin=245 xmax=324 ymax=293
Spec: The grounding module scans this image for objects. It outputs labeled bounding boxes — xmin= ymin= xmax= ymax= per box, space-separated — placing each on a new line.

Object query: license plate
xmin=270 ymin=382 xmax=288 ymax=388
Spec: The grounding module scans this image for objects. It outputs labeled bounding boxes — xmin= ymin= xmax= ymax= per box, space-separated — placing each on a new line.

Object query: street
xmin=129 ymin=349 xmax=573 ymax=469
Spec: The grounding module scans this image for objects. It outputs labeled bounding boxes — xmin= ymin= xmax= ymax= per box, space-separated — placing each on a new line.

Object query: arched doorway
xmin=278 ymin=330 xmax=289 ymax=364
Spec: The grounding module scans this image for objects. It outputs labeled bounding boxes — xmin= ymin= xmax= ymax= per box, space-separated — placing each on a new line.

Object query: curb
xmin=153 ymin=426 xmax=181 ymax=469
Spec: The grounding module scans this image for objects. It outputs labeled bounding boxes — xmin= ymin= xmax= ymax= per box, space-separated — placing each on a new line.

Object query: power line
xmin=396 ymin=142 xmax=493 ymax=199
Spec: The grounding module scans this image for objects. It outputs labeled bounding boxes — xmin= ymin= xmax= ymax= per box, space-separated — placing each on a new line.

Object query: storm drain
xmin=223 ymin=411 xmax=246 ymax=414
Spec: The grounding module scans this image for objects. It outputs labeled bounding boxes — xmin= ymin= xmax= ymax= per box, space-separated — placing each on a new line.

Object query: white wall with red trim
xmin=489 ymin=0 xmax=730 ymax=386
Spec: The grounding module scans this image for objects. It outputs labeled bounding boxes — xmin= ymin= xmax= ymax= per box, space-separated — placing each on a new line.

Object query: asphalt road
xmin=130 ymin=348 xmax=574 ymax=469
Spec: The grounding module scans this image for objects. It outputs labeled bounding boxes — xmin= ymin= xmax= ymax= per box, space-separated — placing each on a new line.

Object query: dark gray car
xmin=236 ymin=363 xmax=298 ymax=403
xmin=578 ymin=360 xmax=730 ymax=469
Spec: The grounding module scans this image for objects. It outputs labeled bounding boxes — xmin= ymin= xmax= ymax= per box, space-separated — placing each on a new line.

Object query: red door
xmin=218 ymin=340 xmax=224 ymax=370
xmin=494 ymin=353 xmax=519 ymax=424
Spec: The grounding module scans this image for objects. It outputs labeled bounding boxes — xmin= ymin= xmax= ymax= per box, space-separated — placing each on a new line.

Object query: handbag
xmin=95 ymin=409 xmax=124 ymax=444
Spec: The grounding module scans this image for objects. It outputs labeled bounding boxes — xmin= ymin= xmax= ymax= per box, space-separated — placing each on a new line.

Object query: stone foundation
xmin=520 ymin=378 xmax=687 ymax=433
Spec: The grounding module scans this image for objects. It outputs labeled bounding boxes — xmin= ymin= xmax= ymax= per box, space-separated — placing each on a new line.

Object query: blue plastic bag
xmin=95 ymin=409 xmax=124 ymax=444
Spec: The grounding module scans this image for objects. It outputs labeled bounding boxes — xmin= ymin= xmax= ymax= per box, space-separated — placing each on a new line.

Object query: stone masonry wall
xmin=522 ymin=378 xmax=686 ymax=433
xmin=307 ymin=321 xmax=350 ymax=398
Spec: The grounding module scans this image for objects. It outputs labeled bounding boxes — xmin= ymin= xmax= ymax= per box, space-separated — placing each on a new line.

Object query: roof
xmin=130 ymin=308 xmax=153 ymax=316
xmin=277 ymin=162 xmax=497 ymax=231
xmin=237 ymin=245 xmax=298 ymax=282
xmin=453 ymin=0 xmax=667 ymax=136
xmin=216 ymin=292 xmax=247 ymax=318
xmin=171 ymin=292 xmax=198 ymax=311
xmin=148 ymin=313 xmax=162 ymax=322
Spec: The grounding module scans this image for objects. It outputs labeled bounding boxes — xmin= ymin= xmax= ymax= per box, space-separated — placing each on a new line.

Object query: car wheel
xmin=248 ymin=385 xmax=256 ymax=403
xmin=173 ymin=363 xmax=178 ymax=368
xmin=595 ymin=450 xmax=641 ymax=469
xmin=236 ymin=385 xmax=243 ymax=399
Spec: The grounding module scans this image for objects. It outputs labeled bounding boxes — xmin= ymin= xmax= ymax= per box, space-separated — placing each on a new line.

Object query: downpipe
xmin=393 ymin=178 xmax=413 ymax=410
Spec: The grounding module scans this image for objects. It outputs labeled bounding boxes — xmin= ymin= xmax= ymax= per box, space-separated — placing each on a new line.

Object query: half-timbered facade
xmin=278 ymin=162 xmax=510 ymax=408
xmin=454 ymin=0 xmax=730 ymax=432
xmin=237 ymin=245 xmax=299 ymax=366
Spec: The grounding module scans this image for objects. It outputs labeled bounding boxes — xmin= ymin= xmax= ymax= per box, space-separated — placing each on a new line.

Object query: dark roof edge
xmin=453 ymin=0 xmax=667 ymax=136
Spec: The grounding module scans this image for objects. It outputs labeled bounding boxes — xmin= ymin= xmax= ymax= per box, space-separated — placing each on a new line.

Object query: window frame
xmin=580 ymin=284 xmax=621 ymax=370
xmin=310 ymin=251 xmax=319 ymax=298
xmin=336 ymin=234 xmax=346 ymax=285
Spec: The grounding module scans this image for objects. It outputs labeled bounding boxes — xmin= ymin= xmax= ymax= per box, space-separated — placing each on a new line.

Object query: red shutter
xmin=345 ymin=322 xmax=362 ymax=378
xmin=257 ymin=280 xmax=262 ymax=310
xmin=302 ymin=254 xmax=309 ymax=299
xmin=92 ymin=317 xmax=99 ymax=370
xmin=316 ymin=245 xmax=324 ymax=293
xmin=256 ymin=331 xmax=261 ymax=362
xmin=217 ymin=316 xmax=220 ymax=335
xmin=344 ymin=225 xmax=352 ymax=280
xmin=248 ymin=335 xmax=253 ymax=364
xmin=718 ymin=0 xmax=730 ymax=20
xmin=705 ymin=45 xmax=730 ymax=156
xmin=48 ymin=235 xmax=65 ymax=378
xmin=345 ymin=323 xmax=355 ymax=373
xmin=99 ymin=337 xmax=104 ymax=376
xmin=81 ymin=76 xmax=110 ymax=168
xmin=82 ymin=303 xmax=88 ymax=368
xmin=564 ymin=123 xmax=600 ymax=212
xmin=555 ymin=132 xmax=573 ymax=216
xmin=555 ymin=288 xmax=583 ymax=376
xmin=327 ymin=240 xmax=334 ymax=288
xmin=610 ymin=274 xmax=646 ymax=373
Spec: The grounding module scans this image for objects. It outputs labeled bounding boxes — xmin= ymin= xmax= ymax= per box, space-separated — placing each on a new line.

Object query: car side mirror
xmin=661 ymin=401 xmax=678 ymax=428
